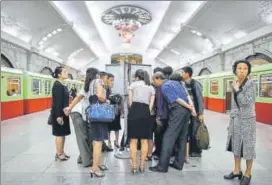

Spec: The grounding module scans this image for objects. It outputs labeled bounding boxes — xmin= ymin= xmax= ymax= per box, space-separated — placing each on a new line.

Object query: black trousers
xmin=70 ymin=112 xmax=93 ymax=167
xmin=158 ymin=103 xmax=190 ymax=170
xmin=188 ymin=116 xmax=202 ymax=154
xmin=153 ymin=119 xmax=168 ymax=156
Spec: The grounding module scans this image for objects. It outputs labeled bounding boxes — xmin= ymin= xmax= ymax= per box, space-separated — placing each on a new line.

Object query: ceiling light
xmin=57 ymin=28 xmax=62 ymax=32
xmin=2 ymin=27 xmax=18 ymax=37
xmin=45 ymin=47 xmax=54 ymax=53
xmin=52 ymin=30 xmax=57 ymax=35
xmin=221 ymin=37 xmax=233 ymax=45
xmin=234 ymin=31 xmax=247 ymax=39
xmin=196 ymin=32 xmax=202 ymax=36
xmin=20 ymin=35 xmax=32 ymax=43
xmin=171 ymin=26 xmax=180 ymax=33
xmin=101 ymin=5 xmax=152 ymax=45
xmin=68 ymin=48 xmax=84 ymax=60
xmin=264 ymin=14 xmax=272 ymax=24
xmin=157 ymin=58 xmax=165 ymax=63
xmin=39 ymin=41 xmax=44 ymax=45
xmin=42 ymin=37 xmax=48 ymax=41
xmin=204 ymin=38 xmax=210 ymax=43
xmin=170 ymin=49 xmax=180 ymax=55
xmin=53 ymin=52 xmax=59 ymax=56
xmin=191 ymin=30 xmax=197 ymax=34
xmin=47 ymin=33 xmax=52 ymax=38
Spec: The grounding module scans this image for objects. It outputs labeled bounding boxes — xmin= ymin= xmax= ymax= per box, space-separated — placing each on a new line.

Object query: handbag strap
xmin=90 ymin=79 xmax=100 ymax=105
xmin=233 ymin=78 xmax=248 ymax=110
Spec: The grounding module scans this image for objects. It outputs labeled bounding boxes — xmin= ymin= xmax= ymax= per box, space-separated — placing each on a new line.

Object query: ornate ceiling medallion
xmin=101 ymin=5 xmax=152 ymax=46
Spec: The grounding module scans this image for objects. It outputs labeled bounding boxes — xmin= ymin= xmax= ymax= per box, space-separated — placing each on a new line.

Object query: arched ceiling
xmin=1 ymin=1 xmax=272 ymax=71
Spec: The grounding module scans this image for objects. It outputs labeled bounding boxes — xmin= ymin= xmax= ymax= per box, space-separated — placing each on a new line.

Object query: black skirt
xmin=52 ymin=114 xmax=71 ymax=136
xmin=128 ymin=102 xmax=152 ymax=139
xmin=108 ymin=114 xmax=121 ymax=131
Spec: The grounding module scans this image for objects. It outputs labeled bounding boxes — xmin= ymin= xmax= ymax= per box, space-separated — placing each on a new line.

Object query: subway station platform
xmin=1 ymin=110 xmax=272 ymax=185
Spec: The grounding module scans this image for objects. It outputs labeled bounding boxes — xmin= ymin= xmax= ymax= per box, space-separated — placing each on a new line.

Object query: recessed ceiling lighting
xmin=170 ymin=49 xmax=180 ymax=55
xmin=262 ymin=13 xmax=272 ymax=24
xmin=47 ymin=33 xmax=52 ymax=38
xmin=45 ymin=47 xmax=54 ymax=53
xmin=196 ymin=32 xmax=202 ymax=36
xmin=42 ymin=37 xmax=48 ymax=41
xmin=57 ymin=28 xmax=62 ymax=32
xmin=52 ymin=30 xmax=57 ymax=35
xmin=234 ymin=31 xmax=247 ymax=39
xmin=204 ymin=38 xmax=210 ymax=43
xmin=39 ymin=41 xmax=44 ymax=45
xmin=221 ymin=37 xmax=233 ymax=45
xmin=53 ymin=52 xmax=59 ymax=56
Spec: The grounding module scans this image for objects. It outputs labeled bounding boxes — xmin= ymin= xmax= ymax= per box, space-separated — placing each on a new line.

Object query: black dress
xmin=51 ymin=81 xmax=71 ymax=136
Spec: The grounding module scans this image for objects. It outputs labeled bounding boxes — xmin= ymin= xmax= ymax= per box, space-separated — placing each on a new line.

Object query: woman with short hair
xmin=224 ymin=60 xmax=256 ymax=185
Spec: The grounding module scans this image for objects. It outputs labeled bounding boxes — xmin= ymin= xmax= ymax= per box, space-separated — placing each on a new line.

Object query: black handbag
xmin=47 ymin=111 xmax=53 ymax=125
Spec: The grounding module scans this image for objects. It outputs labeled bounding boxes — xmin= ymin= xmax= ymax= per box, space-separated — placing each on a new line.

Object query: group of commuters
xmin=50 ymin=67 xmax=122 ymax=177
xmin=126 ymin=66 xmax=204 ymax=174
xmin=49 ymin=59 xmax=256 ymax=185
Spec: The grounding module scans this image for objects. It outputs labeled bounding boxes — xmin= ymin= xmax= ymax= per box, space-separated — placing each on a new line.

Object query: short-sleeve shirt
xmin=161 ymin=80 xmax=189 ymax=104
xmin=71 ymin=79 xmax=106 ymax=121
xmin=129 ymin=80 xmax=155 ymax=105
xmin=89 ymin=79 xmax=106 ymax=97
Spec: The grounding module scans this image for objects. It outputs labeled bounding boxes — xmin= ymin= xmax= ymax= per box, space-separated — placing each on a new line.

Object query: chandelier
xmin=101 ymin=5 xmax=152 ymax=46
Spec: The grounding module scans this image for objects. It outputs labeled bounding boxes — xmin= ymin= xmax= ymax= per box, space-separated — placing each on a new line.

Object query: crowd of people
xmin=49 ymin=59 xmax=256 ymax=185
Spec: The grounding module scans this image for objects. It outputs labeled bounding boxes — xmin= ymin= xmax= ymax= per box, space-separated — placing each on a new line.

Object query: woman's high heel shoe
xmin=224 ymin=171 xmax=243 ymax=180
xmin=114 ymin=140 xmax=120 ymax=148
xmin=145 ymin=155 xmax=152 ymax=161
xmin=90 ymin=170 xmax=105 ymax=178
xmin=63 ymin=153 xmax=70 ymax=159
xmin=55 ymin=153 xmax=68 ymax=161
xmin=139 ymin=166 xmax=145 ymax=173
xmin=240 ymin=175 xmax=251 ymax=185
xmin=131 ymin=168 xmax=137 ymax=174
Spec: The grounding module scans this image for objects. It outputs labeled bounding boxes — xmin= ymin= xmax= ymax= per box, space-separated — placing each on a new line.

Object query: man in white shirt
xmin=69 ymin=87 xmax=93 ymax=167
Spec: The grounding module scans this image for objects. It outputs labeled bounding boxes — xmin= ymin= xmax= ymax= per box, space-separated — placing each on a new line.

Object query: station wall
xmin=190 ymin=34 xmax=272 ymax=76
xmin=1 ymin=40 xmax=80 ymax=79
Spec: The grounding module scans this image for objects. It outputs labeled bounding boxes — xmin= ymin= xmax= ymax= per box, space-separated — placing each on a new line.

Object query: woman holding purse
xmin=66 ymin=68 xmax=110 ymax=178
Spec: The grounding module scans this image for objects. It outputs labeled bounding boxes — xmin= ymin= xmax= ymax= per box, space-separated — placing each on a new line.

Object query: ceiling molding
xmin=48 ymin=1 xmax=98 ymax=60
xmin=1 ymin=31 xmax=63 ymax=64
xmin=154 ymin=1 xmax=210 ymax=59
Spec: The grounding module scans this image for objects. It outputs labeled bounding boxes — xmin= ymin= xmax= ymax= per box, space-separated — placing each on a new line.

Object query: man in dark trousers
xmin=150 ymin=72 xmax=196 ymax=172
xmin=152 ymin=67 xmax=169 ymax=159
xmin=182 ymin=66 xmax=204 ymax=157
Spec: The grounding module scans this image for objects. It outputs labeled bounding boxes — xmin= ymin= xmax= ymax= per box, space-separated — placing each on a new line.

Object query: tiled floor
xmin=1 ymin=110 xmax=272 ymax=185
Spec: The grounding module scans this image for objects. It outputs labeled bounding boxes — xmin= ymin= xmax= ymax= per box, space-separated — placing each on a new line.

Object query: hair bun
xmin=51 ymin=72 xmax=56 ymax=78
